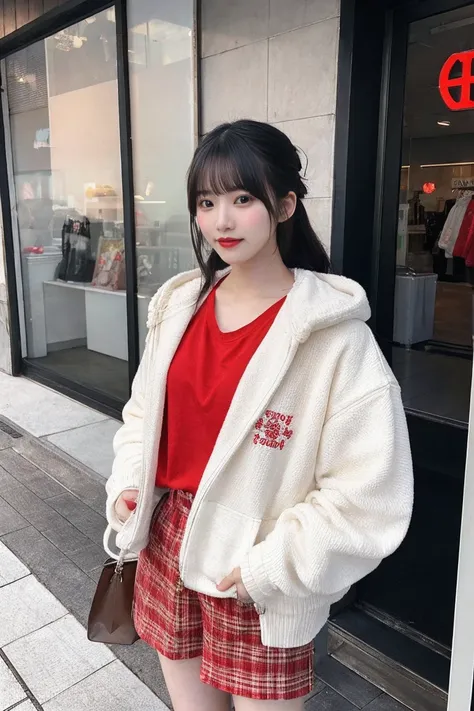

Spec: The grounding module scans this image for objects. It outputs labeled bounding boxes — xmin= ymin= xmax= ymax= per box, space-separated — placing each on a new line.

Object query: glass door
xmin=5 ymin=7 xmax=129 ymax=403
xmin=357 ymin=4 xmax=474 ymax=654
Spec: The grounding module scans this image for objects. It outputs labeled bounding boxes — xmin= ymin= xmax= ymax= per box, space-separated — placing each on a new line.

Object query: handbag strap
xmin=103 ymin=524 xmax=138 ymax=564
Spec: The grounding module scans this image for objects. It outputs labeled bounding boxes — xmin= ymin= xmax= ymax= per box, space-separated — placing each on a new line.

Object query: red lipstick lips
xmin=217 ymin=238 xmax=242 ymax=248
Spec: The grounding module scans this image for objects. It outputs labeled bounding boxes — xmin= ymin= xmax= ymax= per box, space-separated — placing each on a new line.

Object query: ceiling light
xmin=421 ymin=162 xmax=474 ymax=168
xmin=437 ymin=120 xmax=451 ymax=127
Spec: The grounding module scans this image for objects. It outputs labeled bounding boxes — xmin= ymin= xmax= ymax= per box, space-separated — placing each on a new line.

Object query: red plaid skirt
xmin=133 ymin=489 xmax=314 ymax=700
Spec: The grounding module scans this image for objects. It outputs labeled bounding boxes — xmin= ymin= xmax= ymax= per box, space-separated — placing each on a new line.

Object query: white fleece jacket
xmin=104 ymin=268 xmax=413 ymax=648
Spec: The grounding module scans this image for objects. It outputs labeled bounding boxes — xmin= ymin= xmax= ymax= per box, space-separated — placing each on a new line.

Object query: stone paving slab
xmin=0 ymin=448 xmax=66 ymax=499
xmin=0 ymin=575 xmax=67 ymax=647
xmin=46 ymin=419 xmax=120 ymax=479
xmin=0 ymin=495 xmax=29 ymax=536
xmin=0 ymin=540 xmax=29 ymax=586
xmin=4 ymin=614 xmax=115 ymax=704
xmin=66 ymin=542 xmax=107 ymax=573
xmin=13 ymin=437 xmax=107 ymax=515
xmin=0 ymin=467 xmax=67 ymax=531
xmin=306 ymin=685 xmax=360 ymax=710
xmin=45 ymin=493 xmax=106 ymax=545
xmin=42 ymin=659 xmax=169 ymax=711
xmin=13 ymin=702 xmax=37 ymax=711
xmin=316 ymin=656 xmax=382 ymax=707
xmin=0 ymin=372 xmax=107 ymax=437
xmin=0 ymin=656 xmax=26 ymax=710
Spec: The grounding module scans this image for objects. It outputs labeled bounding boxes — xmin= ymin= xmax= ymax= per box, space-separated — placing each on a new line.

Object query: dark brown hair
xmin=187 ymin=119 xmax=330 ymax=297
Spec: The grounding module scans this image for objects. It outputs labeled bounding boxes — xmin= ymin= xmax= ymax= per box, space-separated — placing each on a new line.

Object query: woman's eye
xmin=199 ymin=199 xmax=213 ymax=208
xmin=235 ymin=195 xmax=251 ymax=205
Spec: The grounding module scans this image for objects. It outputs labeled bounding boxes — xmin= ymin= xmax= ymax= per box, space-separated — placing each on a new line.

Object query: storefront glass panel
xmin=6 ymin=8 xmax=129 ymax=402
xmin=392 ymin=7 xmax=474 ymax=425
xmin=127 ymin=0 xmax=196 ymax=354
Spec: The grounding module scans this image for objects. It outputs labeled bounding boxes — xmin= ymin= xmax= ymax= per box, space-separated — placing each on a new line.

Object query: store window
xmin=394 ymin=7 xmax=474 ymax=423
xmin=6 ymin=8 xmax=128 ymax=402
xmin=127 ymin=0 xmax=196 ymax=354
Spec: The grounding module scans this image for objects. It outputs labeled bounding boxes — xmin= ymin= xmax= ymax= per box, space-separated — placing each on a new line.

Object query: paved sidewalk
xmin=0 ymin=373 xmax=409 ymax=711
xmin=0 ymin=542 xmax=167 ymax=711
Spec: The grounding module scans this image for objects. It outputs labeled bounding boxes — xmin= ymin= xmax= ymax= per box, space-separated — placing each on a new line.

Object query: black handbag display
xmin=57 ymin=216 xmax=96 ymax=283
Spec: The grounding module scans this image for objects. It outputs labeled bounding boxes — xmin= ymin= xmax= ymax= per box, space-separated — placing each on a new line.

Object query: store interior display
xmin=91 ymin=232 xmax=126 ymax=291
xmin=392 ymin=12 xmax=474 ymax=424
xmin=57 ymin=216 xmax=95 ymax=283
xmin=6 ymin=0 xmax=195 ymax=405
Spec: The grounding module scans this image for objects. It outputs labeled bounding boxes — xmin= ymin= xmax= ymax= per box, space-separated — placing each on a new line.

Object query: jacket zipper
xmin=178 ymin=343 xmax=296 ymax=582
xmin=122 ymin=297 xmax=201 ymax=553
xmin=116 ymin=278 xmax=228 ymax=556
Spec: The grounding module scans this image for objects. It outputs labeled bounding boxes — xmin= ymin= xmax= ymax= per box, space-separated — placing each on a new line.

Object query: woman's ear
xmin=278 ymin=191 xmax=297 ymax=222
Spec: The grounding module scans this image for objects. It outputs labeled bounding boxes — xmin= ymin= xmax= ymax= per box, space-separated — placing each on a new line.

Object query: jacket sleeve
xmin=240 ymin=383 xmax=413 ymax=606
xmin=105 ymin=342 xmax=151 ymax=532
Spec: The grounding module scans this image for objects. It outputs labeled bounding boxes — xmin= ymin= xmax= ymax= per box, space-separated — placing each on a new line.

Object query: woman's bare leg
xmin=158 ymin=653 xmax=231 ymax=711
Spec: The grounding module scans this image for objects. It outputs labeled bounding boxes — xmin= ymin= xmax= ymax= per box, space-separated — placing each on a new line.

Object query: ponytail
xmin=277 ymin=199 xmax=330 ymax=273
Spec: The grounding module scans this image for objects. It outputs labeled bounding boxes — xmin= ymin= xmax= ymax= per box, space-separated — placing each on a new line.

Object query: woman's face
xmin=196 ymin=189 xmax=276 ymax=266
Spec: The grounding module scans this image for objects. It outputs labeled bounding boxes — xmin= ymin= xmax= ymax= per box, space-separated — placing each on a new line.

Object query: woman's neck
xmin=221 ymin=250 xmax=294 ymax=300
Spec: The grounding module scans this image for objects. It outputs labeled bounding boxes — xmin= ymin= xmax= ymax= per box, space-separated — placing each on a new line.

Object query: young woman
xmin=105 ymin=119 xmax=413 ymax=711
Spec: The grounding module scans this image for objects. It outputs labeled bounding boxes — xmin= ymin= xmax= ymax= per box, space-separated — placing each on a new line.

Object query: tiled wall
xmin=200 ymin=0 xmax=340 ymax=252
xmin=0 ymin=227 xmax=12 ymax=374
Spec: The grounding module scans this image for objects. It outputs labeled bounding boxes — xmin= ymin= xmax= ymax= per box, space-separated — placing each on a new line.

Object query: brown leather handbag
xmin=87 ymin=555 xmax=139 ymax=645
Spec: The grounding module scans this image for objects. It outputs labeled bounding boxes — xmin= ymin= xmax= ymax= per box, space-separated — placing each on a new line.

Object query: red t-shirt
xmin=156 ymin=283 xmax=286 ymax=495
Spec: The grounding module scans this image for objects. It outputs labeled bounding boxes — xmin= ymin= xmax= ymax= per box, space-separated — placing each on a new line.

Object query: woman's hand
xmin=114 ymin=489 xmax=139 ymax=523
xmin=217 ymin=567 xmax=253 ymax=603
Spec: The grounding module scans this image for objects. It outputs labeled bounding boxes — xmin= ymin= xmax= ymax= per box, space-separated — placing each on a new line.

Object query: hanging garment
xmin=454 ymin=198 xmax=474 ymax=267
xmin=438 ymin=194 xmax=472 ymax=257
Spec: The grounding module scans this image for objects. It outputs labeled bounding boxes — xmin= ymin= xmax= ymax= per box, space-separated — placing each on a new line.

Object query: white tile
xmin=47 ymin=419 xmax=121 ymax=479
xmin=0 ymin=575 xmax=67 ymax=647
xmin=0 ymin=542 xmax=29 ymax=587
xmin=43 ymin=660 xmax=168 ymax=711
xmin=4 ymin=614 xmax=115 ymax=703
xmin=201 ymin=0 xmax=269 ymax=57
xmin=202 ymin=41 xmax=268 ymax=132
xmin=0 ymin=657 xmax=26 ymax=710
xmin=268 ymin=18 xmax=339 ymax=122
xmin=0 ymin=372 xmax=107 ymax=436
xmin=273 ymin=115 xmax=335 ymax=198
xmin=11 ymin=703 xmax=36 ymax=711
xmin=269 ymin=0 xmax=339 ymax=35
xmin=304 ymin=197 xmax=333 ymax=252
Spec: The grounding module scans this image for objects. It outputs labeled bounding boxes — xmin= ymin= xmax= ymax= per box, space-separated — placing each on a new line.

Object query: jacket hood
xmin=288 ymin=271 xmax=371 ymax=343
xmin=147 ymin=268 xmax=371 ymax=342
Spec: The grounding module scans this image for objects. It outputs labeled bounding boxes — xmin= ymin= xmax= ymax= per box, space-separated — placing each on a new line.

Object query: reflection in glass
xmin=7 ymin=8 xmax=129 ymax=402
xmin=128 ymin=0 xmax=196 ymax=354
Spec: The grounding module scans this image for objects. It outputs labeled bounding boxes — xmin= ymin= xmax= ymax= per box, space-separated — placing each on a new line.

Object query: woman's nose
xmin=216 ymin=204 xmax=234 ymax=232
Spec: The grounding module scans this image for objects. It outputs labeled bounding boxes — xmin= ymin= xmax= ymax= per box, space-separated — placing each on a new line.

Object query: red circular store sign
xmin=439 ymin=50 xmax=474 ymax=111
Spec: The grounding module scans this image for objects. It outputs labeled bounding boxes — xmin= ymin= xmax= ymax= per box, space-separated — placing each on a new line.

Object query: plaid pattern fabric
xmin=133 ymin=489 xmax=314 ymax=700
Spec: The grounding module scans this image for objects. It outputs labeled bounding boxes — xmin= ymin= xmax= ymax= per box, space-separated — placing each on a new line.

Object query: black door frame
xmin=330 ymin=0 xmax=474 ymax=662
xmin=0 ymin=0 xmax=139 ymax=419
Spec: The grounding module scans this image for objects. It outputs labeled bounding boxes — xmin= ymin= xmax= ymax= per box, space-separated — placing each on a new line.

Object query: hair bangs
xmin=187 ymin=130 xmax=275 ymax=216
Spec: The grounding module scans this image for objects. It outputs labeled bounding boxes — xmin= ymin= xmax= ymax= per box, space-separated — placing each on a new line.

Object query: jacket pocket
xmin=185 ymin=501 xmax=261 ymax=585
